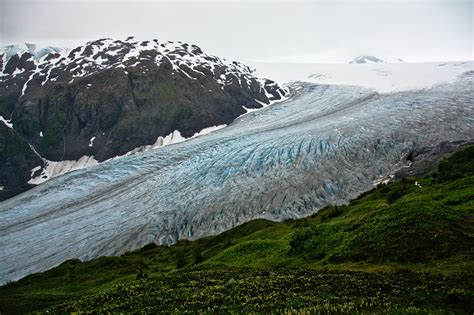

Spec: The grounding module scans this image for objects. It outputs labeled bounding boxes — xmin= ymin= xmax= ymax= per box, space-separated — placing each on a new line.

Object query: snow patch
xmin=0 ymin=116 xmax=13 ymax=129
xmin=238 ymin=90 xmax=290 ymax=120
xmin=11 ymin=68 xmax=25 ymax=76
xmin=125 ymin=125 xmax=227 ymax=156
xmin=95 ymin=55 xmax=108 ymax=65
xmin=89 ymin=136 xmax=96 ymax=147
xmin=21 ymin=71 xmax=36 ymax=96
xmin=28 ymin=156 xmax=99 ymax=185
xmin=156 ymin=130 xmax=187 ymax=147
xmin=29 ymin=165 xmax=42 ymax=178
xmin=191 ymin=125 xmax=227 ymax=138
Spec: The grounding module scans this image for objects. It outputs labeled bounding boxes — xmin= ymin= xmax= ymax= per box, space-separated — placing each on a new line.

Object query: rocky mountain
xmin=349 ymin=55 xmax=385 ymax=64
xmin=0 ymin=38 xmax=287 ymax=200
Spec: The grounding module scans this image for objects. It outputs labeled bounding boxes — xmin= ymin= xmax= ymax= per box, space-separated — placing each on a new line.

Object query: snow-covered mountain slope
xmin=0 ymin=43 xmax=67 ymax=63
xmin=250 ymin=60 xmax=473 ymax=93
xmin=1 ymin=70 xmax=473 ymax=283
xmin=0 ymin=38 xmax=287 ymax=200
xmin=1 ymin=38 xmax=284 ymax=95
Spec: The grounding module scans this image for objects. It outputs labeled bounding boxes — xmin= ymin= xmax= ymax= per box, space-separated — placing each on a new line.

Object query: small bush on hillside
xmin=135 ymin=269 xmax=148 ymax=280
xmin=289 ymin=227 xmax=320 ymax=255
xmin=193 ymin=249 xmax=205 ymax=264
xmin=437 ymin=145 xmax=474 ymax=182
xmin=142 ymin=243 xmax=157 ymax=251
xmin=175 ymin=249 xmax=187 ymax=269
xmin=319 ymin=205 xmax=344 ymax=220
xmin=292 ymin=218 xmax=311 ymax=227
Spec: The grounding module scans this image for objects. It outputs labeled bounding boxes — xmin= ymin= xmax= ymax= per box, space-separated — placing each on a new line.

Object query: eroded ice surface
xmin=1 ymin=75 xmax=473 ymax=283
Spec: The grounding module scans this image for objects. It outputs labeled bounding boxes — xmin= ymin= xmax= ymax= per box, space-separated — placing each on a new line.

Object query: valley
xmin=1 ymin=68 xmax=473 ymax=284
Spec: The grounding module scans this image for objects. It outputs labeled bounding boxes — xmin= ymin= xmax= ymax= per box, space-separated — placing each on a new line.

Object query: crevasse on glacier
xmin=1 ymin=76 xmax=473 ymax=283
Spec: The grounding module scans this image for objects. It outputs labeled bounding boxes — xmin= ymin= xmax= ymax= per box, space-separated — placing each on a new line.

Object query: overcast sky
xmin=1 ymin=0 xmax=472 ymax=63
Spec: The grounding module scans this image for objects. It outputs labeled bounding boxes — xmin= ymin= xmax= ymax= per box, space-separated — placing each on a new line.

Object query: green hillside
xmin=1 ymin=145 xmax=473 ymax=314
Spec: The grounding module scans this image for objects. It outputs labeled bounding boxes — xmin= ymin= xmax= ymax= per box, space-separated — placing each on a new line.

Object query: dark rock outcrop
xmin=392 ymin=140 xmax=474 ymax=179
xmin=0 ymin=124 xmax=43 ymax=200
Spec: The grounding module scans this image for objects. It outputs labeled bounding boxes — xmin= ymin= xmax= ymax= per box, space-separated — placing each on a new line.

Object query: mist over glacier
xmin=1 ymin=67 xmax=473 ymax=283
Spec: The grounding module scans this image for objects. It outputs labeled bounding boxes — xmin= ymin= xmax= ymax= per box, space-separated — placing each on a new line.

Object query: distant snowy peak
xmin=349 ymin=55 xmax=405 ymax=64
xmin=350 ymin=55 xmax=385 ymax=64
xmin=0 ymin=43 xmax=67 ymax=62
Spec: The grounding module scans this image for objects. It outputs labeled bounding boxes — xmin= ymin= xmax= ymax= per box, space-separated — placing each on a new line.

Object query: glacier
xmin=1 ymin=73 xmax=473 ymax=284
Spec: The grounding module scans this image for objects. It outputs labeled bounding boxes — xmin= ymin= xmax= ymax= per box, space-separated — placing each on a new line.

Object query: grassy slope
xmin=1 ymin=146 xmax=473 ymax=314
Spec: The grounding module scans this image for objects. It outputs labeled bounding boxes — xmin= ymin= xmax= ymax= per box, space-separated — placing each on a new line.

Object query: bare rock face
xmin=0 ymin=38 xmax=287 ymax=199
xmin=0 ymin=124 xmax=43 ymax=200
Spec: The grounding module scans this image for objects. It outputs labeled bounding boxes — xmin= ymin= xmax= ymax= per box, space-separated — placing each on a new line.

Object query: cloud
xmin=1 ymin=0 xmax=472 ymax=62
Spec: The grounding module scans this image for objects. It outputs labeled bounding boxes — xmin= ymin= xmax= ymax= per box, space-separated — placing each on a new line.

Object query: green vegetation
xmin=0 ymin=125 xmax=35 ymax=159
xmin=1 ymin=145 xmax=473 ymax=314
xmin=42 ymin=106 xmax=65 ymax=149
xmin=45 ymin=270 xmax=474 ymax=314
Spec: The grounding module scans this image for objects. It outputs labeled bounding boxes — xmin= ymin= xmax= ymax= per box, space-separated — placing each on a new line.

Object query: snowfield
xmin=0 ymin=63 xmax=473 ymax=283
xmin=250 ymin=60 xmax=473 ymax=93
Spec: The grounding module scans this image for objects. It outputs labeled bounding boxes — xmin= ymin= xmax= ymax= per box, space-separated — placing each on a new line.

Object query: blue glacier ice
xmin=1 ymin=75 xmax=473 ymax=283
